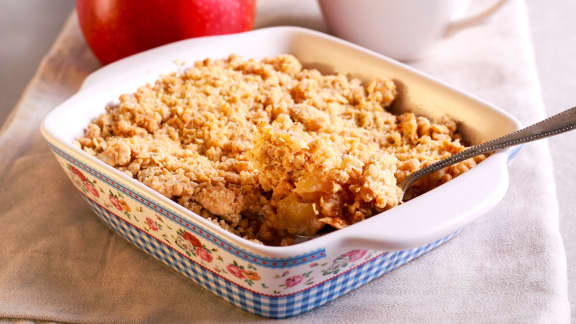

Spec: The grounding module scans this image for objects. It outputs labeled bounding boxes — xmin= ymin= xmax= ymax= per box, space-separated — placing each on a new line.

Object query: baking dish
xmin=41 ymin=27 xmax=521 ymax=318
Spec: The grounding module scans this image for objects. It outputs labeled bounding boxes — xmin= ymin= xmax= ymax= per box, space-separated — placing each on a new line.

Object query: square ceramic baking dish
xmin=41 ymin=27 xmax=520 ymax=319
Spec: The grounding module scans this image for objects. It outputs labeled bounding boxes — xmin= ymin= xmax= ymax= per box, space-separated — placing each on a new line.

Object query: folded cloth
xmin=0 ymin=0 xmax=569 ymax=322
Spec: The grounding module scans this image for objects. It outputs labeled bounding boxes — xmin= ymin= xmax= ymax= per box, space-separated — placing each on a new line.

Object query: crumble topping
xmin=77 ymin=54 xmax=483 ymax=245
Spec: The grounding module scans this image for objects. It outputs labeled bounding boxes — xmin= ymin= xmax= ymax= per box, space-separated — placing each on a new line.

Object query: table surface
xmin=1 ymin=0 xmax=574 ymax=321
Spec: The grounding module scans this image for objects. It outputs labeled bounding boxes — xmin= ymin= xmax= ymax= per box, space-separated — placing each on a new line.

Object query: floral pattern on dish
xmin=175 ymin=229 xmax=217 ymax=265
xmin=223 ymin=260 xmax=262 ymax=286
xmin=322 ymin=249 xmax=370 ymax=276
xmin=68 ymin=164 xmax=101 ymax=199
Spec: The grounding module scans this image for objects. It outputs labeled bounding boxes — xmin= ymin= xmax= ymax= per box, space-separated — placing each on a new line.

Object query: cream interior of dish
xmin=76 ymin=54 xmax=483 ymax=246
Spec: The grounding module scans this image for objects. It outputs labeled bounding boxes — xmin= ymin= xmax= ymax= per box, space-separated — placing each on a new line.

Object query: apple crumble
xmin=77 ymin=54 xmax=484 ymax=245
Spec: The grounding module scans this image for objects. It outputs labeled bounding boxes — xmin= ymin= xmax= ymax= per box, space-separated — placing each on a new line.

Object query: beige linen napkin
xmin=0 ymin=0 xmax=570 ymax=322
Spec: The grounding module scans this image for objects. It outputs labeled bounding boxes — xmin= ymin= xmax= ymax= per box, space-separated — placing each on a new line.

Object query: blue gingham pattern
xmin=84 ymin=196 xmax=457 ymax=318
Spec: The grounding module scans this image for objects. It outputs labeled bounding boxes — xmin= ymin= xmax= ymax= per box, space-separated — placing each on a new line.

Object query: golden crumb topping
xmin=77 ymin=54 xmax=483 ymax=245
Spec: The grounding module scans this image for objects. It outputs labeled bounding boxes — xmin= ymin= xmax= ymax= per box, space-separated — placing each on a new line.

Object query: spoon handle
xmin=401 ymin=106 xmax=576 ymax=193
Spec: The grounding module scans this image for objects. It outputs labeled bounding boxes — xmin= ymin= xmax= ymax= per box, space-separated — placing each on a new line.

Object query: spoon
xmin=294 ymin=106 xmax=576 ymax=244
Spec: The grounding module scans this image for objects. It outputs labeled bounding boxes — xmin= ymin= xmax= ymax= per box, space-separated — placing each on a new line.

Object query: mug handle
xmin=444 ymin=0 xmax=509 ymax=38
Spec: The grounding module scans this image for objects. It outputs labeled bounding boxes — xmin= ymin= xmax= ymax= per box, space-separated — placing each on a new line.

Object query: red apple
xmin=77 ymin=0 xmax=256 ymax=65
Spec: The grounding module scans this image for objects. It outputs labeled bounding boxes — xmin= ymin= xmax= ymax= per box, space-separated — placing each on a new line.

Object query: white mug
xmin=318 ymin=0 xmax=509 ymax=61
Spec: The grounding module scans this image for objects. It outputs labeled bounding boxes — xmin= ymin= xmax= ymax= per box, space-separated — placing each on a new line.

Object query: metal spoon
xmin=294 ymin=106 xmax=576 ymax=244
xmin=400 ymin=105 xmax=576 ymax=200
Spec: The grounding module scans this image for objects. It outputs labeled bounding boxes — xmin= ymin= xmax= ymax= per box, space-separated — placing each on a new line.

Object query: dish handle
xmin=335 ymin=152 xmax=510 ymax=251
